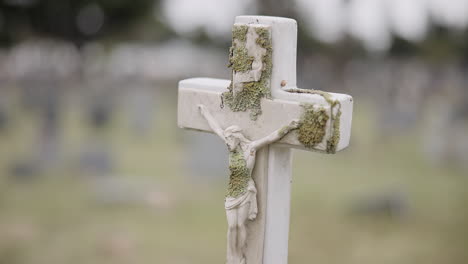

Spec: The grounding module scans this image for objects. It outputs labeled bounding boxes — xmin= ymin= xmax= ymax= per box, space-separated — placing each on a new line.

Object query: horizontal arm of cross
xmin=250 ymin=121 xmax=298 ymax=151
xmin=178 ymin=78 xmax=353 ymax=153
xmin=198 ymin=104 xmax=226 ymax=140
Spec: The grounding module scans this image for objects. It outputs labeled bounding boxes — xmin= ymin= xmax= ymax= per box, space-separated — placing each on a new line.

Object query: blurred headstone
xmin=16 ymin=71 xmax=62 ymax=171
xmin=375 ymin=60 xmax=429 ymax=137
xmin=0 ymin=103 xmax=8 ymax=132
xmin=79 ymin=141 xmax=114 ymax=176
xmin=124 ymin=79 xmax=155 ymax=137
xmin=79 ymin=79 xmax=116 ymax=177
xmin=7 ymin=40 xmax=79 ymax=173
xmin=422 ymin=66 xmax=468 ymax=167
xmin=349 ymin=190 xmax=409 ymax=220
xmin=8 ymin=159 xmax=40 ymax=181
xmin=88 ymin=93 xmax=113 ymax=130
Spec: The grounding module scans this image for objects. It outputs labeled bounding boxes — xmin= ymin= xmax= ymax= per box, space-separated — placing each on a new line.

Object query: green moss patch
xmin=232 ymin=25 xmax=248 ymax=42
xmin=228 ymin=25 xmax=254 ymax=73
xmin=297 ymin=104 xmax=329 ymax=149
xmin=255 ymin=27 xmax=273 ymax=80
xmin=227 ymin=147 xmax=250 ymax=198
xmin=327 ymin=107 xmax=341 ymax=154
xmin=229 ymin=45 xmax=254 ymax=72
xmin=222 ymin=25 xmax=272 ymax=120
xmin=288 ymin=88 xmax=342 ymax=153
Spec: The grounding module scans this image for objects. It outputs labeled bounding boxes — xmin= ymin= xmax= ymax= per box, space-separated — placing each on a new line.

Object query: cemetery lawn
xmin=0 ymin=94 xmax=467 ymax=264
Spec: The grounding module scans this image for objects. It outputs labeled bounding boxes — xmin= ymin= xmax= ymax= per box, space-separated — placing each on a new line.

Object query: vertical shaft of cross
xmin=264 ymin=146 xmax=293 ymax=264
xmin=234 ymin=16 xmax=298 ymax=264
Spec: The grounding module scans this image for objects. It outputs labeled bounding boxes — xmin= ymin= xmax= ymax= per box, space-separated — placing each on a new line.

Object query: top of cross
xmin=178 ymin=16 xmax=352 ymax=154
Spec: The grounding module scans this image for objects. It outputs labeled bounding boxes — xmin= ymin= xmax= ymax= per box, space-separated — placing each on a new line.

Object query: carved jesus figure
xmin=198 ymin=105 xmax=299 ymax=264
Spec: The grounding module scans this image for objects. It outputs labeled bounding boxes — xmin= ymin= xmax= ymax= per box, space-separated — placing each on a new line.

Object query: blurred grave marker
xmin=0 ymin=97 xmax=8 ymax=132
xmin=78 ymin=141 xmax=114 ymax=176
xmin=87 ymin=86 xmax=113 ymax=131
xmin=349 ymin=190 xmax=409 ymax=220
xmin=18 ymin=69 xmax=62 ymax=171
xmin=177 ymin=16 xmax=353 ymax=264
xmin=8 ymin=73 xmax=60 ymax=180
xmin=124 ymin=78 xmax=155 ymax=137
xmin=7 ymin=40 xmax=79 ymax=176
xmin=79 ymin=78 xmax=116 ymax=177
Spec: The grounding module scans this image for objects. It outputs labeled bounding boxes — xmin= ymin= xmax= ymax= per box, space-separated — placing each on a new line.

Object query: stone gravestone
xmin=177 ymin=16 xmax=353 ymax=264
xmin=79 ymin=78 xmax=115 ymax=176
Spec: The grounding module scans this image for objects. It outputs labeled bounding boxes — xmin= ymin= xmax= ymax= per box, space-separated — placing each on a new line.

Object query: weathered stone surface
xmin=178 ymin=78 xmax=352 ymax=152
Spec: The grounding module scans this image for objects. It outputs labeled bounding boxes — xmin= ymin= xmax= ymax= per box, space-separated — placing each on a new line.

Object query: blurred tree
xmin=389 ymin=24 xmax=468 ymax=66
xmin=257 ymin=0 xmax=296 ymax=17
xmin=0 ymin=0 xmax=164 ymax=46
xmin=255 ymin=0 xmax=468 ymax=64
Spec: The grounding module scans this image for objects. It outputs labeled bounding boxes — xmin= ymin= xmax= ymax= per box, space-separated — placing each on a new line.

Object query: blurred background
xmin=0 ymin=0 xmax=467 ymax=263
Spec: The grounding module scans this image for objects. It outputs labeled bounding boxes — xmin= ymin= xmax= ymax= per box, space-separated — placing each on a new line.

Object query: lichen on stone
xmin=221 ymin=25 xmax=272 ymax=120
xmin=326 ymin=105 xmax=341 ymax=154
xmin=286 ymin=88 xmax=342 ymax=153
xmin=297 ymin=104 xmax=329 ymax=149
xmin=255 ymin=27 xmax=273 ymax=81
xmin=232 ymin=25 xmax=248 ymax=43
xmin=285 ymin=88 xmax=338 ymax=108
xmin=227 ymin=147 xmax=250 ymax=198
xmin=227 ymin=25 xmax=253 ymax=73
xmin=229 ymin=45 xmax=254 ymax=72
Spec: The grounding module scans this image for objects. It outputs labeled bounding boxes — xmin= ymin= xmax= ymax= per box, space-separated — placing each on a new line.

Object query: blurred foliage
xmin=390 ymin=25 xmax=468 ymax=64
xmin=0 ymin=0 xmax=467 ymax=63
xmin=0 ymin=0 xmax=169 ymax=46
xmin=255 ymin=0 xmax=468 ymax=64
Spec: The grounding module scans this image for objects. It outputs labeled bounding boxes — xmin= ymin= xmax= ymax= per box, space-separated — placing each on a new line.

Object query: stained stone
xmin=177 ymin=16 xmax=353 ymax=264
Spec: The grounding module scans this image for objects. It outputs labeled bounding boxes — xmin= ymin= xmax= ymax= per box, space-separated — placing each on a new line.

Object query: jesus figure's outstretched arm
xmin=198 ymin=105 xmax=225 ymax=140
xmin=251 ymin=119 xmax=300 ymax=151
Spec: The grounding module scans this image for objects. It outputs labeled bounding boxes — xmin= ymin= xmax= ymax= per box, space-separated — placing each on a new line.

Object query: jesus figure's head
xmin=224 ymin=125 xmax=249 ymax=151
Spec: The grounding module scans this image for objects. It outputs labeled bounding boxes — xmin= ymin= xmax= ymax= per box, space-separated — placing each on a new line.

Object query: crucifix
xmin=177 ymin=16 xmax=353 ymax=264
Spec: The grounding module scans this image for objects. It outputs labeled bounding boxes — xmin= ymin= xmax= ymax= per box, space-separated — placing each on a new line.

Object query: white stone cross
xmin=178 ymin=16 xmax=353 ymax=264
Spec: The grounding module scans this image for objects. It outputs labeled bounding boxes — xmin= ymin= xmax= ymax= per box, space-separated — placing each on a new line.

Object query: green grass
xmin=0 ymin=93 xmax=467 ymax=264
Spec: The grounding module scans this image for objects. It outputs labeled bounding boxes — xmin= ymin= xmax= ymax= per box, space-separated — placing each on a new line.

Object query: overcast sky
xmin=162 ymin=0 xmax=468 ymax=52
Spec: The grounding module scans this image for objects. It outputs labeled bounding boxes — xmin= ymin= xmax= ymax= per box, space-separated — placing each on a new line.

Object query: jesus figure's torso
xmin=227 ymin=144 xmax=257 ymax=198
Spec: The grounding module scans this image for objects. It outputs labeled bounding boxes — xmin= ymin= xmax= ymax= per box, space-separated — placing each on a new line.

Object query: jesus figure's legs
xmin=237 ymin=202 xmax=250 ymax=264
xmin=226 ymin=208 xmax=238 ymax=264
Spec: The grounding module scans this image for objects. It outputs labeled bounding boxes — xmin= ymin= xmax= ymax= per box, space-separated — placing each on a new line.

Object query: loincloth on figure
xmin=225 ymin=179 xmax=257 ymax=216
